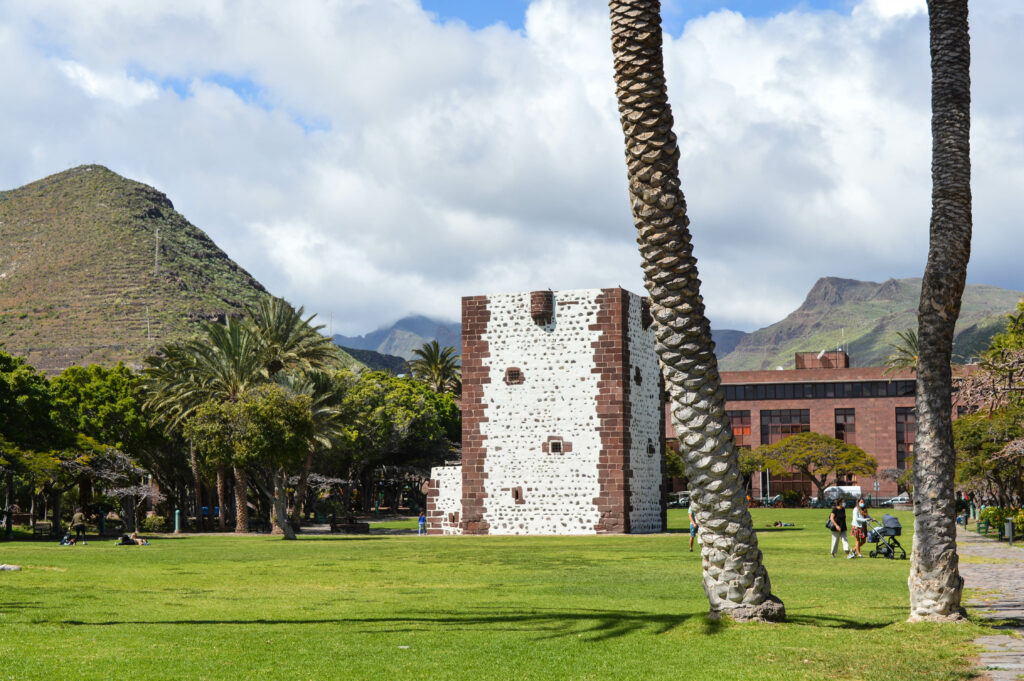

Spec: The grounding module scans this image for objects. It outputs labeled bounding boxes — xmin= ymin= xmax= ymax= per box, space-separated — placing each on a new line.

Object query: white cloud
xmin=55 ymin=60 xmax=159 ymax=106
xmin=0 ymin=0 xmax=1021 ymax=336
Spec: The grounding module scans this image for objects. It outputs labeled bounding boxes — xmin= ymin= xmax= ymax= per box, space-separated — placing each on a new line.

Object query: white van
xmin=823 ymin=485 xmax=862 ymax=502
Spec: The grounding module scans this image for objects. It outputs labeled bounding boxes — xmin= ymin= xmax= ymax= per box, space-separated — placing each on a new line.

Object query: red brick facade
xmin=591 ymin=288 xmax=631 ymax=533
xmin=665 ymin=358 xmax=919 ymax=499
xmin=457 ymin=295 xmax=491 ymax=534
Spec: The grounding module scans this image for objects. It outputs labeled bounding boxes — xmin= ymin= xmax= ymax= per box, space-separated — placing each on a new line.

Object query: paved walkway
xmin=957 ymin=527 xmax=1024 ymax=680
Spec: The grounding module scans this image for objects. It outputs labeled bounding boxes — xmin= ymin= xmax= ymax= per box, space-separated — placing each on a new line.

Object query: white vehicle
xmin=823 ymin=485 xmax=862 ymax=502
xmin=668 ymin=491 xmax=691 ymax=508
xmin=888 ymin=493 xmax=911 ymax=506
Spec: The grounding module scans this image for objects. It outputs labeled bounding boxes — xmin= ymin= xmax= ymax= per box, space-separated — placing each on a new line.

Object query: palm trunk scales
xmin=609 ymin=0 xmax=783 ymax=620
xmin=909 ymin=0 xmax=970 ymax=622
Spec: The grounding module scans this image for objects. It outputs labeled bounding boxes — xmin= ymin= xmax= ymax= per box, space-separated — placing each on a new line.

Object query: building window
xmin=634 ymin=367 xmax=643 ymax=385
xmin=542 ymin=436 xmax=571 ymax=454
xmin=725 ymin=410 xmax=751 ymax=448
xmin=760 ymin=409 xmax=810 ymax=445
xmin=724 ymin=380 xmax=916 ymax=402
xmin=511 ymin=486 xmax=525 ymax=503
xmin=835 ymin=408 xmax=856 ymax=445
xmin=647 ymin=438 xmax=656 ymax=457
xmin=896 ymin=407 xmax=916 ymax=469
xmin=530 ymin=290 xmax=554 ymax=325
xmin=503 ymin=367 xmax=524 ymax=385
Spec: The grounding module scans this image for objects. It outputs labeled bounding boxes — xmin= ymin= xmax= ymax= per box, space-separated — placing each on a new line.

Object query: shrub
xmin=139 ymin=515 xmax=167 ymax=533
xmin=781 ymin=490 xmax=802 ymax=507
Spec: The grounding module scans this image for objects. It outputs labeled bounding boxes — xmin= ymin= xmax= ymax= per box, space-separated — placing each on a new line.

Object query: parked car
xmin=888 ymin=493 xmax=911 ymax=506
xmin=668 ymin=491 xmax=691 ymax=508
xmin=761 ymin=494 xmax=782 ymax=507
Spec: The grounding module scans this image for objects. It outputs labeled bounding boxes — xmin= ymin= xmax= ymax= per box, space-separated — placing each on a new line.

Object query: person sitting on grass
xmin=130 ymin=532 xmax=149 ymax=545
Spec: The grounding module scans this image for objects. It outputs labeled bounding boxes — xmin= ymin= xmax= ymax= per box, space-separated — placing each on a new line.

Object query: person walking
xmin=417 ymin=511 xmax=426 ymax=536
xmin=828 ymin=498 xmax=850 ymax=558
xmin=71 ymin=507 xmax=88 ymax=545
xmin=851 ymin=498 xmax=874 ymax=558
xmin=688 ymin=507 xmax=698 ymax=552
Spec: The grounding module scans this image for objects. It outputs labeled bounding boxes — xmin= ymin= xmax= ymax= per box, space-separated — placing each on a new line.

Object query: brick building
xmin=427 ymin=287 xmax=666 ymax=535
xmin=667 ymin=351 xmax=917 ymax=500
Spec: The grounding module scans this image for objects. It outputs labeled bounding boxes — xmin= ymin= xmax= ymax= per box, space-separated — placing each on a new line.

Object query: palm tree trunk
xmin=273 ymin=469 xmax=296 ymax=540
xmin=233 ymin=466 xmax=249 ymax=533
xmin=189 ymin=440 xmax=204 ymax=532
xmin=909 ymin=0 xmax=970 ymax=622
xmin=608 ymin=0 xmax=783 ymax=621
xmin=290 ymin=447 xmax=315 ymax=527
xmin=216 ymin=466 xmax=228 ymax=531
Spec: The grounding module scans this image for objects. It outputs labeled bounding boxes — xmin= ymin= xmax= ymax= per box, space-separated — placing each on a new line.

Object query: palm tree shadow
xmin=60 ymin=607 xmax=721 ymax=641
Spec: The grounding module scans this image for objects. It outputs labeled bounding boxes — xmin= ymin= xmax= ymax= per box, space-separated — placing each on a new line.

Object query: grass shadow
xmin=60 ymin=606 xmax=714 ymax=641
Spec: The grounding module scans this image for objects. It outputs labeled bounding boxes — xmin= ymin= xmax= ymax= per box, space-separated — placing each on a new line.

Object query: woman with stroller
xmin=851 ymin=497 xmax=874 ymax=558
xmin=828 ymin=498 xmax=851 ymax=558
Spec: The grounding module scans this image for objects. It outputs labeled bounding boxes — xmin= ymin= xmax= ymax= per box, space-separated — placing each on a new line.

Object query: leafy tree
xmin=884 ymin=329 xmax=919 ymax=375
xmin=408 ymin=341 xmax=461 ymax=394
xmin=665 ymin=445 xmax=685 ymax=480
xmin=336 ymin=372 xmax=458 ymax=512
xmin=752 ymin=432 xmax=877 ymax=504
xmin=953 ymin=407 xmax=1024 ymax=507
xmin=186 ymin=384 xmax=313 ymax=540
xmin=0 ymin=351 xmax=67 ymax=537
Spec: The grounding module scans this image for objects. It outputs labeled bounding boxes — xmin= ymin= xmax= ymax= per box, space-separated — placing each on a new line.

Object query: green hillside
xmin=0 ymin=165 xmax=362 ymax=374
xmin=718 ymin=277 xmax=1023 ymax=370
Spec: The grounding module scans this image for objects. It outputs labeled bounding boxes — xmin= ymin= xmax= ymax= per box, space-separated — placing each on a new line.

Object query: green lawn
xmin=0 ymin=509 xmax=990 ymax=681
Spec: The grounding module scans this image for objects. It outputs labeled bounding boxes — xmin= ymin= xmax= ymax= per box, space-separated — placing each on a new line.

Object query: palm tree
xmin=608 ymin=0 xmax=783 ymax=620
xmin=408 ymin=341 xmax=461 ymax=393
xmin=247 ymin=296 xmax=340 ymax=378
xmin=884 ymin=329 xmax=919 ymax=375
xmin=281 ymin=370 xmax=352 ymax=527
xmin=908 ymin=0 xmax=970 ymax=622
xmin=144 ymin=317 xmax=264 ymax=532
xmin=144 ymin=295 xmax=341 ymax=537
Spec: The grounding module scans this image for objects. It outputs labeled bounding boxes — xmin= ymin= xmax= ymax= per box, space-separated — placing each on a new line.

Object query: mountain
xmin=337 ymin=346 xmax=409 ymax=374
xmin=711 ymin=329 xmax=748 ymax=357
xmin=333 ymin=315 xmax=461 ymax=360
xmin=717 ymin=277 xmax=1023 ymax=371
xmin=0 ymin=165 xmax=363 ymax=373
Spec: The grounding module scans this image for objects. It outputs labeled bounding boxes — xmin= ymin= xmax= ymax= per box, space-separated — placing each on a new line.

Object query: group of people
xmin=828 ymin=497 xmax=874 ymax=558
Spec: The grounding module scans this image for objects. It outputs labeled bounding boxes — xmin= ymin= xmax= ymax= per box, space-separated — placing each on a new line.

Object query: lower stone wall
xmin=426 ymin=465 xmax=463 ymax=535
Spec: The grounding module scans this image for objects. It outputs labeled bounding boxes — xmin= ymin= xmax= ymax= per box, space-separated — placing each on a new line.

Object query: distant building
xmin=427 ymin=288 xmax=666 ymax=535
xmin=667 ymin=351 xmax=918 ymax=501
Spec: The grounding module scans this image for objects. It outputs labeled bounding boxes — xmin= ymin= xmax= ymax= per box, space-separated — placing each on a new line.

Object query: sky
xmin=1 ymin=0 xmax=1022 ymax=335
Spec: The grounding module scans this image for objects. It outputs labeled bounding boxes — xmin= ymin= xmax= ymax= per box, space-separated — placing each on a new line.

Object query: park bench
xmin=977 ymin=519 xmax=990 ymax=534
xmin=33 ymin=522 xmax=52 ymax=538
xmin=330 ymin=516 xmax=369 ymax=534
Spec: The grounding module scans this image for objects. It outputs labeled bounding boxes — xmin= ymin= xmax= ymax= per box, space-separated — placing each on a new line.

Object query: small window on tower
xmin=647 ymin=439 xmax=656 ymax=457
xmin=504 ymin=367 xmax=525 ymax=385
xmin=549 ymin=439 xmax=563 ymax=454
xmin=634 ymin=367 xmax=643 ymax=385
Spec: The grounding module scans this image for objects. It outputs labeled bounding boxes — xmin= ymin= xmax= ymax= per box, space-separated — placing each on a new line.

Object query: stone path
xmin=957 ymin=527 xmax=1024 ymax=680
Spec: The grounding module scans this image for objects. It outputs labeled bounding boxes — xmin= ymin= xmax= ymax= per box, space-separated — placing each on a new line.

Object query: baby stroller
xmin=867 ymin=514 xmax=906 ymax=560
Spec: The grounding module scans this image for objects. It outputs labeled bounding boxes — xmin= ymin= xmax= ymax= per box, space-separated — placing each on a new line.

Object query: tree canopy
xmin=751 ymin=432 xmax=877 ymax=502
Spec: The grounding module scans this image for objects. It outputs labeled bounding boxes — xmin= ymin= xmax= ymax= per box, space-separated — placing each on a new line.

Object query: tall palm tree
xmin=247 ymin=296 xmax=340 ymax=378
xmin=608 ymin=0 xmax=783 ymax=620
xmin=408 ymin=341 xmax=461 ymax=393
xmin=884 ymin=329 xmax=919 ymax=375
xmin=144 ymin=317 xmax=264 ymax=532
xmin=909 ymin=0 xmax=970 ymax=622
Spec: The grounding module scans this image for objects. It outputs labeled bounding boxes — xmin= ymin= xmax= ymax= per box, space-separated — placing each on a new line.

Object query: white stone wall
xmin=430 ymin=465 xmax=463 ymax=535
xmin=478 ymin=290 xmax=605 ymax=535
xmin=626 ymin=295 xmax=664 ymax=533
